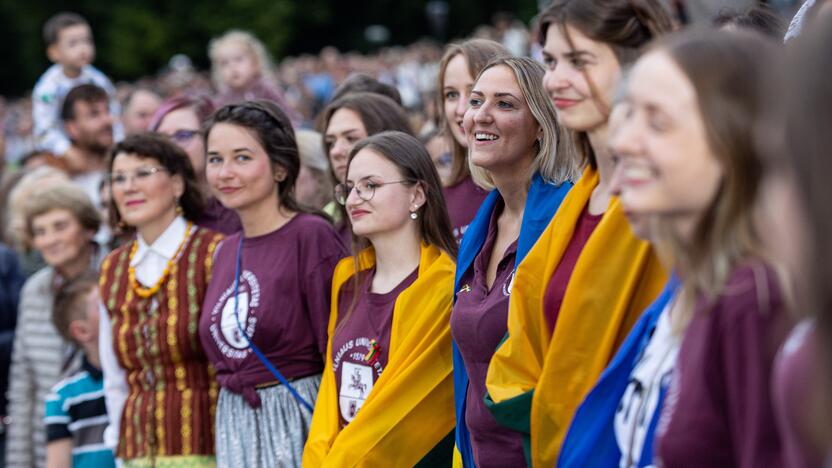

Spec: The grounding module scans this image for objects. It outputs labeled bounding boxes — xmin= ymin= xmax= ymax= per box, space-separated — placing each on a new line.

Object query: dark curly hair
xmin=107 ymin=132 xmax=205 ymax=229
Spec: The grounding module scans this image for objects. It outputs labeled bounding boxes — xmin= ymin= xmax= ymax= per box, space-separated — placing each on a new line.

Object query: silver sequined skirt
xmin=215 ymin=374 xmax=321 ymax=468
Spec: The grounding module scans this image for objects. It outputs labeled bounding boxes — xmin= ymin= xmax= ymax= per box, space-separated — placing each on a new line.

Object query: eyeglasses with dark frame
xmin=333 ymin=178 xmax=413 ymax=206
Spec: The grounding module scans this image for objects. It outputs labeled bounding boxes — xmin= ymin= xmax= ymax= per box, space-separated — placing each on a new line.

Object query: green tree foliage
xmin=0 ymin=0 xmax=536 ymax=96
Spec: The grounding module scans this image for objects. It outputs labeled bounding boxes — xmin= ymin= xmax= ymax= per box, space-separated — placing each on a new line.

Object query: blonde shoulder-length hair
xmin=469 ymin=56 xmax=580 ymax=190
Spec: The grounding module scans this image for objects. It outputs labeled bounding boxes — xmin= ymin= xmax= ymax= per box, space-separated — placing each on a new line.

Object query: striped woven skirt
xmin=215 ymin=374 xmax=321 ymax=468
xmin=122 ymin=455 xmax=215 ymax=467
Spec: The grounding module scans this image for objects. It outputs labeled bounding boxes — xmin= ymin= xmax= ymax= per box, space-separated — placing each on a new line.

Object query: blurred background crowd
xmin=0 ymin=1 xmax=816 ymax=467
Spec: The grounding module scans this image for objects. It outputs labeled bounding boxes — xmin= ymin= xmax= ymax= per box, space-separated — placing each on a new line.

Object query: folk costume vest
xmin=100 ymin=226 xmax=223 ymax=460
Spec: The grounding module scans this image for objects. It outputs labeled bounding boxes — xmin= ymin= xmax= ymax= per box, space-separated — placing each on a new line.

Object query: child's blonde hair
xmin=208 ymin=29 xmax=275 ymax=91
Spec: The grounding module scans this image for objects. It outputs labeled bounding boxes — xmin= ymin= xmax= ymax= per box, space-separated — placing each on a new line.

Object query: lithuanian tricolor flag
xmin=485 ymin=167 xmax=667 ymax=467
xmin=303 ymin=243 xmax=456 ymax=467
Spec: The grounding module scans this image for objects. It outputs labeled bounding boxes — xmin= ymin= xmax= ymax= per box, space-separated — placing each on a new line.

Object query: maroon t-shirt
xmin=543 ymin=206 xmax=602 ymax=332
xmin=773 ymin=321 xmax=824 ymax=468
xmin=196 ymin=196 xmax=242 ymax=235
xmin=199 ymin=213 xmax=347 ymax=407
xmin=656 ymin=262 xmax=790 ymax=468
xmin=331 ymin=267 xmax=418 ymax=427
xmin=444 ymin=175 xmax=488 ymax=242
xmin=450 ymin=203 xmax=525 ymax=467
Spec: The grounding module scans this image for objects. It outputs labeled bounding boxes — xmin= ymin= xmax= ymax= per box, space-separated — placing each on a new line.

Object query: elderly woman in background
xmin=5 ymin=183 xmax=101 ymax=468
xmin=4 ymin=166 xmax=70 ymax=276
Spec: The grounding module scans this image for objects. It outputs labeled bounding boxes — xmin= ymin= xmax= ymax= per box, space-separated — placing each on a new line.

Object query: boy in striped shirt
xmin=44 ymin=272 xmax=115 ymax=468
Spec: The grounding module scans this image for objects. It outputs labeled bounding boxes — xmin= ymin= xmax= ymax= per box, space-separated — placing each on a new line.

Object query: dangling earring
xmin=410 ymin=205 xmax=419 ymax=220
xmin=175 ymin=197 xmax=184 ymax=215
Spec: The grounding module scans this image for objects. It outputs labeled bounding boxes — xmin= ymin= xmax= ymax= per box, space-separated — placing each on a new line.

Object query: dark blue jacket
xmin=0 ymin=243 xmax=25 ymax=416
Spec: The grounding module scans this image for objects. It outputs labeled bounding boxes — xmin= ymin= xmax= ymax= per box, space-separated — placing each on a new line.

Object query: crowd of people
xmin=0 ymin=0 xmax=829 ymax=467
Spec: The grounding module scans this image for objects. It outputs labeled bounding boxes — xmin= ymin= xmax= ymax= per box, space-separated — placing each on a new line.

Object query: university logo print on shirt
xmin=340 ymin=361 xmax=374 ymax=422
xmin=333 ymin=337 xmax=384 ymax=423
xmin=207 ymin=270 xmax=261 ymax=359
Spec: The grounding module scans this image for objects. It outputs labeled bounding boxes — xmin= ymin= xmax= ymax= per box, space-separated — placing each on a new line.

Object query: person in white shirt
xmin=32 ymin=12 xmax=121 ymax=156
xmin=97 ymin=133 xmax=222 ymax=466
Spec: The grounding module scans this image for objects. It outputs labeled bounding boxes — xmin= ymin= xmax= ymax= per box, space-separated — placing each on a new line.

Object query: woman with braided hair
xmin=200 ymin=101 xmax=346 ymax=467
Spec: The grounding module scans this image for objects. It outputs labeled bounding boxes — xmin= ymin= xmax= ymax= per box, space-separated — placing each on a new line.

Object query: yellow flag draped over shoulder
xmin=485 ymin=166 xmax=667 ymax=468
xmin=303 ymin=243 xmax=456 ymax=467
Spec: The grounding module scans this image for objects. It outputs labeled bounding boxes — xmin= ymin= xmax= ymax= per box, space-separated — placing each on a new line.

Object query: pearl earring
xmin=410 ymin=211 xmax=418 ymax=220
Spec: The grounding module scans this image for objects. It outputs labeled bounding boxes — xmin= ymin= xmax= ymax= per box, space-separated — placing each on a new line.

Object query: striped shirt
xmin=5 ymin=267 xmax=75 ymax=468
xmin=45 ymin=356 xmax=115 ymax=468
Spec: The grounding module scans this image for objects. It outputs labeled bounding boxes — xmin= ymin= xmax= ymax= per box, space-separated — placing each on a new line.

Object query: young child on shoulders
xmin=44 ymin=271 xmax=115 ymax=468
xmin=32 ymin=12 xmax=121 ymax=156
xmin=208 ymin=29 xmax=300 ymax=125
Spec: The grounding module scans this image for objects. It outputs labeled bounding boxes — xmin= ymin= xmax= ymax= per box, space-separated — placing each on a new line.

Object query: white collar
xmin=131 ymin=216 xmax=188 ymax=267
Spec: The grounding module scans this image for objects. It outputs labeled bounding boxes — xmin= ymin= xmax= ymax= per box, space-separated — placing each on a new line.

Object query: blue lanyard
xmin=232 ymin=236 xmax=314 ymax=412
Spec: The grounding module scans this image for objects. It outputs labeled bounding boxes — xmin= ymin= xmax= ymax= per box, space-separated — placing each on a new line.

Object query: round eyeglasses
xmin=333 ymin=179 xmax=412 ymax=206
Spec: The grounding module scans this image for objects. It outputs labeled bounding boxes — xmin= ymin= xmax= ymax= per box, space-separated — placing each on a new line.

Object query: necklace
xmin=128 ymin=222 xmax=194 ymax=299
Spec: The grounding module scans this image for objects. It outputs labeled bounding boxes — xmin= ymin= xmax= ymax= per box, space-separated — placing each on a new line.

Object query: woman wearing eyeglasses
xmin=98 ymin=132 xmax=223 ymax=467
xmin=200 ymin=101 xmax=346 ymax=467
xmin=303 ymin=131 xmax=458 ymax=466
xmin=150 ymin=95 xmax=242 ymax=234
xmin=319 ymin=92 xmax=413 ymax=245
